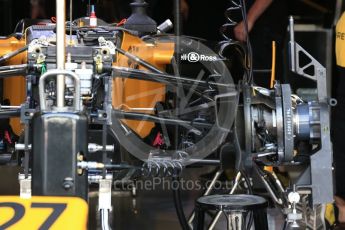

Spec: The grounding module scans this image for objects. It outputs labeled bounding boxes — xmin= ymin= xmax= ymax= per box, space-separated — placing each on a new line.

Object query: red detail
xmin=90 ymin=11 xmax=96 ymax=18
xmin=51 ymin=17 xmax=56 ymax=23
xmin=117 ymin=19 xmax=127 ymax=27
xmin=4 ymin=131 xmax=12 ymax=144
xmin=152 ymin=132 xmax=164 ymax=147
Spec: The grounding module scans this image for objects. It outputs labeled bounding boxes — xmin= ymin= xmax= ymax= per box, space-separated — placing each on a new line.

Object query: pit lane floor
xmin=0 ymin=166 xmax=284 ymax=229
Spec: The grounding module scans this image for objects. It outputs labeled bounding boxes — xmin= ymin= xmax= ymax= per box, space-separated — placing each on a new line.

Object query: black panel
xmin=32 ymin=112 xmax=88 ymax=200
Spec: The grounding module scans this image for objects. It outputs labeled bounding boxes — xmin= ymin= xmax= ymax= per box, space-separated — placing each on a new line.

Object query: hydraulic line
xmin=0 ymin=64 xmax=28 ymax=71
xmin=100 ymin=209 xmax=111 ymax=230
xmin=0 ymin=64 xmax=34 ymax=78
xmin=0 ymin=109 xmax=21 ymax=118
xmin=115 ymin=46 xmax=164 ymax=74
xmin=102 ymin=123 xmax=107 ymax=178
xmin=172 ymin=175 xmax=190 ymax=230
xmin=270 ymin=41 xmax=276 ymax=88
xmin=0 ymin=45 xmax=28 ymax=64
xmin=0 ymin=69 xmax=27 ymax=78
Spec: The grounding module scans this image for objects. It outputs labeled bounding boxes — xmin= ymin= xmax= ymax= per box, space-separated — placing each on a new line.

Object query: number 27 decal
xmin=0 ymin=202 xmax=67 ymax=230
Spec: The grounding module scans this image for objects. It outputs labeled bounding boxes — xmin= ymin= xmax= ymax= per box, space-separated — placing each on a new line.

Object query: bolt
xmin=62 ymin=177 xmax=74 ymax=190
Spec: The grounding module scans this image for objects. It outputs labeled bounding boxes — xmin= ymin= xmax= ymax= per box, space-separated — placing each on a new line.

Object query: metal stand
xmin=188 ymin=169 xmax=223 ymax=227
xmin=194 ymin=194 xmax=268 ymax=230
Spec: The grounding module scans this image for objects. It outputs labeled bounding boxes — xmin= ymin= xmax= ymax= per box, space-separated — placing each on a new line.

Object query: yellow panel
xmin=336 ymin=12 xmax=345 ymax=67
xmin=112 ymin=32 xmax=174 ymax=138
xmin=0 ymin=34 xmax=175 ymax=137
xmin=3 ymin=77 xmax=26 ymax=135
xmin=0 ymin=196 xmax=88 ymax=230
xmin=0 ymin=37 xmax=27 ymax=135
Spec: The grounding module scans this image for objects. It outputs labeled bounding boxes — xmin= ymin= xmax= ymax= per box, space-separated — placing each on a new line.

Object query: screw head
xmin=62 ymin=177 xmax=74 ymax=190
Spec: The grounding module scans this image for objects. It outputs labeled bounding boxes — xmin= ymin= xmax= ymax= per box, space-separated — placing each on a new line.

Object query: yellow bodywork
xmin=0 ymin=32 xmax=174 ymax=138
xmin=0 ymin=196 xmax=88 ymax=230
xmin=112 ymin=33 xmax=174 ymax=138
xmin=0 ymin=37 xmax=26 ymax=135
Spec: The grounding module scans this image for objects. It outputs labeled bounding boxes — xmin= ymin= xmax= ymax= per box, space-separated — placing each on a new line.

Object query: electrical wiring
xmin=239 ymin=0 xmax=254 ymax=84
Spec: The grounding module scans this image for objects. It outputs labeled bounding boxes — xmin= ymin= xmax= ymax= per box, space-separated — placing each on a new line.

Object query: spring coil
xmin=142 ymin=159 xmax=184 ymax=177
xmin=218 ymin=0 xmax=243 ymax=59
xmin=142 ymin=151 xmax=188 ymax=177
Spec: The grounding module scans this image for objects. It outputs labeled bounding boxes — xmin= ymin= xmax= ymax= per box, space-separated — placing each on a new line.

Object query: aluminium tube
xmin=0 ymin=109 xmax=21 ymax=118
xmin=56 ymin=0 xmax=66 ymax=108
xmin=289 ymin=16 xmax=296 ymax=72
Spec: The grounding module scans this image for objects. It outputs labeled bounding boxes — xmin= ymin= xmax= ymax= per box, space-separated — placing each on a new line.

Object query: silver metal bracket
xmin=88 ymin=143 xmax=114 ymax=153
xmin=20 ymin=104 xmax=35 ymax=124
xmin=289 ymin=17 xmax=327 ymax=103
xmin=98 ymin=176 xmax=113 ymax=211
xmin=288 ymin=16 xmax=333 ymax=205
xmin=18 ymin=173 xmax=31 ymax=199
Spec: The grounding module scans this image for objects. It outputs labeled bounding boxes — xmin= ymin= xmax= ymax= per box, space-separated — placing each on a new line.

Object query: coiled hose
xmin=218 ymin=0 xmax=253 ymax=84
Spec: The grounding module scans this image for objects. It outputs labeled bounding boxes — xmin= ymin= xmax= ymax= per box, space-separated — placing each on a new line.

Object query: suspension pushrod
xmin=112 ymin=67 xmax=233 ymax=90
xmin=113 ymin=109 xmax=212 ymax=129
